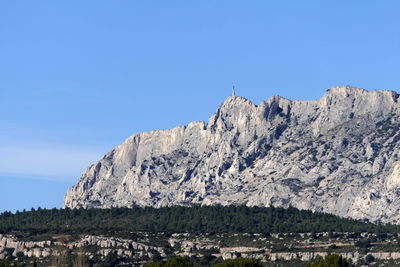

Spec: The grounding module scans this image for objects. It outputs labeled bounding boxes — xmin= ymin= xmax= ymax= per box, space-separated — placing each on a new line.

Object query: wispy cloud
xmin=32 ymin=82 xmax=80 ymax=97
xmin=0 ymin=145 xmax=106 ymax=181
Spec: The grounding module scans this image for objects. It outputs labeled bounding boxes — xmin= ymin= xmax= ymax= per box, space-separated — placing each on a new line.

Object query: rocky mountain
xmin=64 ymin=86 xmax=400 ymax=224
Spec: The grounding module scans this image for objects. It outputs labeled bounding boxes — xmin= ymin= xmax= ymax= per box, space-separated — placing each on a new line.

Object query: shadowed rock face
xmin=64 ymin=86 xmax=400 ymax=223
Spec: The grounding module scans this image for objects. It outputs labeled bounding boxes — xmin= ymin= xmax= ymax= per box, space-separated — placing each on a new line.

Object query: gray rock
xmin=64 ymin=86 xmax=400 ymax=223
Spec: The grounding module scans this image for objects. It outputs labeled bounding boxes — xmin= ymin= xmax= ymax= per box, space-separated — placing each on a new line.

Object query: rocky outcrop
xmin=0 ymin=234 xmax=163 ymax=261
xmin=64 ymin=86 xmax=400 ymax=223
xmin=2 ymin=232 xmax=400 ymax=265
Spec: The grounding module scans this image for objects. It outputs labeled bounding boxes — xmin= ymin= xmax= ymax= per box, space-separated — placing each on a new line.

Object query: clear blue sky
xmin=1 ymin=1 xmax=400 ymax=212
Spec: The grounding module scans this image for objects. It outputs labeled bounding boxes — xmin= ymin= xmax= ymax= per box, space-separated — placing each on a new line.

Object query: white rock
xmin=64 ymin=87 xmax=400 ymax=223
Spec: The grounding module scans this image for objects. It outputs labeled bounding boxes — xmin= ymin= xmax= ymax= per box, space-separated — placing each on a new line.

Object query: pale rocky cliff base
xmin=64 ymin=86 xmax=400 ymax=223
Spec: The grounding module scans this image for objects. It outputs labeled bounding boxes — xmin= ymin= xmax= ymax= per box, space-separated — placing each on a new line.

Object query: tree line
xmin=0 ymin=205 xmax=398 ymax=236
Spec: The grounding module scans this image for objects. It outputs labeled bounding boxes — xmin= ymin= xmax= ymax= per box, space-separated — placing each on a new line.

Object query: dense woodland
xmin=0 ymin=205 xmax=398 ymax=236
xmin=0 ymin=255 xmax=354 ymax=267
xmin=144 ymin=255 xmax=353 ymax=267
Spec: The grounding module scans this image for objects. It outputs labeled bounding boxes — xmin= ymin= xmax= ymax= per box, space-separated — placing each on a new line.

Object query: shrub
xmin=213 ymin=258 xmax=263 ymax=267
xmin=307 ymin=254 xmax=352 ymax=267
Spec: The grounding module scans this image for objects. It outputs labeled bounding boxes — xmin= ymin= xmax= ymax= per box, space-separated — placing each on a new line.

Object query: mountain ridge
xmin=64 ymin=86 xmax=400 ymax=224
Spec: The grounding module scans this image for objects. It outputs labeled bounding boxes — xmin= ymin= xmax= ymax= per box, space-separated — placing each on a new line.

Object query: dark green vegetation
xmin=213 ymin=258 xmax=263 ymax=267
xmin=1 ymin=206 xmax=399 ymax=266
xmin=307 ymin=254 xmax=352 ymax=267
xmin=0 ymin=205 xmax=398 ymax=237
xmin=145 ymin=257 xmax=194 ymax=267
xmin=143 ymin=255 xmax=358 ymax=267
xmin=145 ymin=257 xmax=263 ymax=267
xmin=0 ymin=257 xmax=325 ymax=267
xmin=0 ymin=260 xmax=11 ymax=267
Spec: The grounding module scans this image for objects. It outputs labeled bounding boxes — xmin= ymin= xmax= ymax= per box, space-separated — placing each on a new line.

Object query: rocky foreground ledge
xmin=2 ymin=232 xmax=400 ymax=265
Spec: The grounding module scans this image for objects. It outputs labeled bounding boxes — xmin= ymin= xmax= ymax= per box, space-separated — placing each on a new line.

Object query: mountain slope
xmin=64 ymin=86 xmax=400 ymax=223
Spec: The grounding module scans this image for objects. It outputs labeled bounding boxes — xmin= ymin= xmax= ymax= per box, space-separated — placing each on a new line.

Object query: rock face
xmin=64 ymin=86 xmax=400 ymax=223
xmin=0 ymin=234 xmax=163 ymax=261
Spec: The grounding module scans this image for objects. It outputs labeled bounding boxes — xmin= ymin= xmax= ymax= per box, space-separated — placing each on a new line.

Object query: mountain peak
xmin=222 ymin=94 xmax=253 ymax=105
xmin=324 ymin=85 xmax=398 ymax=101
xmin=65 ymin=86 xmax=400 ymax=224
xmin=217 ymin=94 xmax=257 ymax=115
xmin=325 ymin=85 xmax=368 ymax=97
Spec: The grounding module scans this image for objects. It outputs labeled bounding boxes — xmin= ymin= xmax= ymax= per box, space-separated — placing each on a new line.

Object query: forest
xmin=0 ymin=205 xmax=397 ymax=237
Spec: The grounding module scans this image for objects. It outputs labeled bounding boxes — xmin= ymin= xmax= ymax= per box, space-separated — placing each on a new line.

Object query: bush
xmin=145 ymin=257 xmax=193 ymax=267
xmin=213 ymin=258 xmax=263 ymax=267
xmin=354 ymin=239 xmax=371 ymax=249
xmin=164 ymin=257 xmax=193 ymax=267
xmin=0 ymin=260 xmax=11 ymax=267
xmin=328 ymin=244 xmax=338 ymax=250
xmin=146 ymin=257 xmax=262 ymax=267
xmin=307 ymin=254 xmax=352 ymax=267
xmin=365 ymin=254 xmax=374 ymax=263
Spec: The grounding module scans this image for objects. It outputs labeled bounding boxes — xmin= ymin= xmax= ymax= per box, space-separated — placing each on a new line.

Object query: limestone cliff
xmin=64 ymin=86 xmax=400 ymax=223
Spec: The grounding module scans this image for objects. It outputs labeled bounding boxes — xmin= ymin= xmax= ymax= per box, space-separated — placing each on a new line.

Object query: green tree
xmin=213 ymin=258 xmax=263 ymax=267
xmin=354 ymin=239 xmax=371 ymax=249
xmin=365 ymin=254 xmax=374 ymax=264
xmin=145 ymin=262 xmax=164 ymax=267
xmin=307 ymin=254 xmax=352 ymax=267
xmin=164 ymin=257 xmax=193 ymax=267
xmin=144 ymin=257 xmax=193 ymax=267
